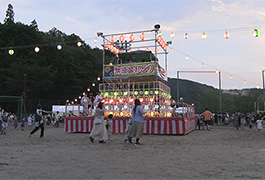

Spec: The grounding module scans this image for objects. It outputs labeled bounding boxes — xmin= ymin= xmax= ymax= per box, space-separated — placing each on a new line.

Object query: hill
xmin=167 ymin=77 xmax=265 ymax=113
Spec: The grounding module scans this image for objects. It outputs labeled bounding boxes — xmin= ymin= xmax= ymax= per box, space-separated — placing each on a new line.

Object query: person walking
xmin=128 ymin=99 xmax=147 ymax=146
xmin=89 ymin=102 xmax=108 ymax=143
xmin=29 ymin=104 xmax=46 ymax=138
xmin=203 ymin=108 xmax=212 ymax=131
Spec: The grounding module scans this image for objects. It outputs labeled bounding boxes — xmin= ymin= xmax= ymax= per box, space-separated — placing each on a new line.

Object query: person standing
xmin=29 ymin=104 xmax=46 ymax=138
xmin=21 ymin=117 xmax=26 ymax=130
xmin=170 ymin=97 xmax=177 ymax=117
xmin=81 ymin=93 xmax=91 ymax=116
xmin=89 ymin=102 xmax=108 ymax=143
xmin=27 ymin=114 xmax=32 ymax=129
xmin=105 ymin=114 xmax=113 ymax=142
xmin=13 ymin=116 xmax=18 ymax=130
xmin=94 ymin=92 xmax=103 ymax=108
xmin=203 ymin=108 xmax=212 ymax=131
xmin=1 ymin=112 xmax=8 ymax=135
xmin=128 ymin=99 xmax=147 ymax=146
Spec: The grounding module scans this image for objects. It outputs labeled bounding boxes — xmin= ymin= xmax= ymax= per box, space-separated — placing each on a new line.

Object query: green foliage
xmin=0 ymin=20 xmax=105 ymax=102
xmin=4 ymin=4 xmax=15 ymax=24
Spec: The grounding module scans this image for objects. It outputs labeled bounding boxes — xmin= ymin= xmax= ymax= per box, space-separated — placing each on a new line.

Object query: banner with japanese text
xmin=103 ymin=62 xmax=156 ymax=79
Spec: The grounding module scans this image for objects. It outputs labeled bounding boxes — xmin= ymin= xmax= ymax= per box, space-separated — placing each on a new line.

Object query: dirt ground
xmin=1 ymin=123 xmax=265 ymax=180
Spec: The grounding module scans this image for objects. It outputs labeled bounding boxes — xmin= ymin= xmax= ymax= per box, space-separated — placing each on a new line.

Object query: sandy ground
xmin=1 ymin=123 xmax=265 ymax=180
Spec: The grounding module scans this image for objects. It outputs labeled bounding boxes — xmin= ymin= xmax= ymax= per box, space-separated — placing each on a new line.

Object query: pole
xmin=219 ymin=71 xmax=222 ymax=113
xmin=177 ymin=71 xmax=179 ymax=103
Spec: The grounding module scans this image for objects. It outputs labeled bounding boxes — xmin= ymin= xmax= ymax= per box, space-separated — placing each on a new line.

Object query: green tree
xmin=30 ymin=19 xmax=38 ymax=31
xmin=4 ymin=4 xmax=15 ymax=24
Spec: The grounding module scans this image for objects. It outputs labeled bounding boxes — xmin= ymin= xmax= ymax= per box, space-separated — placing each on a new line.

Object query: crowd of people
xmin=195 ymin=108 xmax=265 ymax=132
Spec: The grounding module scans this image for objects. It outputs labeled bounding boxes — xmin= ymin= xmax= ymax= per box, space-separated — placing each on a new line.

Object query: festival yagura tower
xmin=97 ymin=24 xmax=173 ymax=117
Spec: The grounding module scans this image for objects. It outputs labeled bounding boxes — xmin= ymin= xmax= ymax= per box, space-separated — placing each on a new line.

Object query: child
xmin=13 ymin=116 xmax=18 ymax=130
xmin=124 ymin=118 xmax=132 ymax=143
xmin=27 ymin=114 xmax=32 ymax=129
xmin=105 ymin=114 xmax=113 ymax=142
xmin=256 ymin=119 xmax=263 ymax=133
xmin=21 ymin=117 xmax=25 ymax=130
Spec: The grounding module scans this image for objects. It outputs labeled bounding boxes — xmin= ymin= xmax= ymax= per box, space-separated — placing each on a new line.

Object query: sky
xmin=1 ymin=0 xmax=265 ymax=90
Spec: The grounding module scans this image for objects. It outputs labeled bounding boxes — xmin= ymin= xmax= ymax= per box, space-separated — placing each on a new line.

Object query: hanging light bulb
xmin=170 ymin=48 xmax=173 ymax=52
xmin=97 ymin=77 xmax=101 ymax=81
xmin=229 ymin=75 xmax=233 ymax=79
xmin=145 ymin=48 xmax=149 ymax=51
xmin=170 ymin=32 xmax=175 ymax=38
xmin=184 ymin=32 xmax=188 ymax=39
xmin=256 ymin=85 xmax=260 ymax=89
xmin=57 ymin=44 xmax=62 ymax=50
xmin=215 ymin=70 xmax=220 ymax=73
xmin=224 ymin=31 xmax=230 ymax=39
xmin=109 ymin=62 xmax=113 ymax=66
xmin=252 ymin=29 xmax=259 ymax=37
xmin=94 ymin=38 xmax=98 ymax=44
xmin=87 ymin=88 xmax=90 ymax=91
xmin=202 ymin=33 xmax=207 ymax=39
xmin=158 ymin=31 xmax=162 ymax=36
xmin=92 ymin=83 xmax=96 ymax=86
xmin=201 ymin=63 xmax=204 ymax=67
xmin=185 ymin=55 xmax=189 ymax=60
xmin=130 ymin=34 xmax=135 ymax=41
xmin=8 ymin=49 xmax=14 ymax=55
xmin=35 ymin=46 xmax=40 ymax=53
xmin=77 ymin=41 xmax=82 ymax=47
xmin=243 ymin=80 xmax=247 ymax=84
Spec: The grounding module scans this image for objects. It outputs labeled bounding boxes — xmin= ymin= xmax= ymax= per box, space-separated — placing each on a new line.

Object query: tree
xmin=4 ymin=4 xmax=15 ymax=24
xmin=30 ymin=19 xmax=38 ymax=31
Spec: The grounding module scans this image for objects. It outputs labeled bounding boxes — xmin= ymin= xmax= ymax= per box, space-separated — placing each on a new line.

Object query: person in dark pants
xmin=29 ymin=104 xmax=45 ymax=138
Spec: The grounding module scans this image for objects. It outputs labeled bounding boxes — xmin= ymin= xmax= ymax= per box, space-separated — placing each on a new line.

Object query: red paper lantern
xmin=157 ymin=36 xmax=162 ymax=43
xmin=110 ymin=36 xmax=114 ymax=43
xmin=154 ymin=48 xmax=158 ymax=53
xmin=224 ymin=31 xmax=230 ymax=39
xmin=119 ymin=35 xmax=124 ymax=42
xmin=130 ymin=34 xmax=135 ymax=41
xmin=140 ymin=33 xmax=145 ymax=40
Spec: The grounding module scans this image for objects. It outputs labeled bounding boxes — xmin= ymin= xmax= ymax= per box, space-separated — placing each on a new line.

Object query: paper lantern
xmin=202 ymin=33 xmax=207 ymax=39
xmin=8 ymin=49 xmax=14 ymax=55
xmin=130 ymin=34 xmax=135 ymax=41
xmin=184 ymin=33 xmax=188 ymax=39
xmin=77 ymin=41 xmax=82 ymax=47
xmin=224 ymin=31 xmax=230 ymax=39
xmin=170 ymin=32 xmax=175 ymax=38
xmin=145 ymin=48 xmax=149 ymax=51
xmin=35 ymin=46 xmax=40 ymax=52
xmin=140 ymin=33 xmax=145 ymax=40
xmin=119 ymin=35 xmax=124 ymax=42
xmin=252 ymin=29 xmax=259 ymax=37
xmin=57 ymin=44 xmax=62 ymax=50
xmin=110 ymin=36 xmax=115 ymax=43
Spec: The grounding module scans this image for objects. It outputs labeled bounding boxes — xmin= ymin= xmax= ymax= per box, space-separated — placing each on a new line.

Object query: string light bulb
xmin=185 ymin=55 xmax=189 ymax=60
xmin=170 ymin=48 xmax=173 ymax=52
xmin=94 ymin=38 xmax=98 ymax=44
xmin=110 ymin=36 xmax=114 ymax=43
xmin=140 ymin=33 xmax=145 ymax=40
xmin=243 ymin=80 xmax=247 ymax=84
